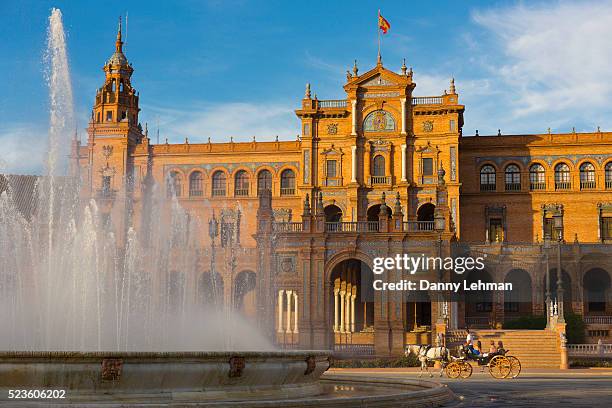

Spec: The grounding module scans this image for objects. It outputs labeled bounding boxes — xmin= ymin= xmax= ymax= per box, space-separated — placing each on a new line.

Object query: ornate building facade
xmin=73 ymin=24 xmax=612 ymax=355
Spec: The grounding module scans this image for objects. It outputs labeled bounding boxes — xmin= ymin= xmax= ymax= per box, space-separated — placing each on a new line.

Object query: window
xmin=489 ymin=218 xmax=503 ymax=242
xmin=234 ymin=170 xmax=249 ymax=196
xmin=212 ymin=171 xmax=226 ymax=196
xmin=422 ymin=158 xmax=433 ymax=176
xmin=505 ymin=164 xmax=521 ymax=191
xmin=280 ymin=169 xmax=295 ymax=195
xmin=543 ymin=217 xmax=561 ymax=241
xmin=189 ymin=171 xmax=203 ymax=197
xmin=106 ymin=111 xmax=112 ymax=121
xmin=554 ymin=163 xmax=571 ymax=190
xmin=480 ymin=165 xmax=496 ymax=191
xmin=529 ymin=164 xmax=546 ymax=190
xmin=580 ymin=162 xmax=596 ymax=189
xmin=101 ymin=176 xmax=111 ymax=196
xmin=450 ymin=120 xmax=456 ymax=132
xmin=606 ymin=162 xmax=612 ymax=189
xmin=602 ymin=217 xmax=612 ymax=241
xmin=373 ymin=155 xmax=385 ymax=177
xmin=97 ymin=112 xmax=101 ymax=123
xmin=326 ymin=160 xmax=337 ymax=178
xmin=257 ymin=170 xmax=272 ymax=195
xmin=167 ymin=171 xmax=182 ymax=197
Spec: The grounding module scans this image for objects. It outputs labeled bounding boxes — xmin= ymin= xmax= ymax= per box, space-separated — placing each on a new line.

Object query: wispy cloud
xmin=141 ymin=101 xmax=299 ymax=144
xmin=0 ymin=124 xmax=47 ymax=175
xmin=469 ymin=1 xmax=612 ymax=132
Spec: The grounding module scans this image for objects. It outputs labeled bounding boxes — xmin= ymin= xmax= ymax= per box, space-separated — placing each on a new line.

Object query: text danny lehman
xmin=372 ymin=279 xmax=513 ymax=292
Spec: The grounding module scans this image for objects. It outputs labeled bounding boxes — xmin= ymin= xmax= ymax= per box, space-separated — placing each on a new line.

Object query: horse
xmin=405 ymin=344 xmax=450 ymax=377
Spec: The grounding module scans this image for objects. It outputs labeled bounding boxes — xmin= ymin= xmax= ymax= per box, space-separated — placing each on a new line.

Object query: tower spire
xmin=116 ymin=16 xmax=123 ymax=53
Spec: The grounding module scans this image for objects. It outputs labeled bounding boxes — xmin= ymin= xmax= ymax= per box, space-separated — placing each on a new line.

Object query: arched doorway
xmin=197 ymin=272 xmax=224 ymax=308
xmin=583 ymin=268 xmax=611 ymax=314
xmin=504 ymin=269 xmax=532 ymax=320
xmin=544 ymin=269 xmax=573 ymax=314
xmin=324 ymin=204 xmax=343 ymax=223
xmin=465 ymin=269 xmax=494 ymax=328
xmin=367 ymin=204 xmax=392 ymax=222
xmin=234 ymin=270 xmax=257 ymax=317
xmin=417 ymin=203 xmax=435 ymax=222
xmin=329 ymin=259 xmax=374 ymax=343
xmin=405 ymin=290 xmax=431 ymax=330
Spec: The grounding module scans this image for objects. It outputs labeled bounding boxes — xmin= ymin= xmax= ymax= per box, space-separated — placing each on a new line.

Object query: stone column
xmin=350 ymin=294 xmax=356 ymax=332
xmin=285 ymin=290 xmax=293 ymax=333
xmin=333 ymin=289 xmax=339 ymax=332
xmin=339 ymin=290 xmax=346 ymax=333
xmin=401 ymin=144 xmax=407 ymax=182
xmin=351 ymin=100 xmax=357 ymax=136
xmin=293 ymin=292 xmax=299 ymax=334
xmin=400 ymin=97 xmax=407 ymax=135
xmin=351 ymin=145 xmax=357 ymax=183
xmin=277 ymin=290 xmax=284 ymax=333
xmin=345 ymin=290 xmax=352 ymax=333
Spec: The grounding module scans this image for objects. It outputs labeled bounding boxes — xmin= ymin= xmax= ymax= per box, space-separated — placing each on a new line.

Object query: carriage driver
xmin=465 ymin=328 xmax=479 ymax=356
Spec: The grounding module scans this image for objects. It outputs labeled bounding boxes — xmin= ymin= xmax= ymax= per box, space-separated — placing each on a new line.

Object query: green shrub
xmin=564 ymin=313 xmax=585 ymax=344
xmin=331 ymin=354 xmax=420 ymax=368
xmin=503 ymin=315 xmax=546 ymax=329
xmin=570 ymin=358 xmax=612 ymax=368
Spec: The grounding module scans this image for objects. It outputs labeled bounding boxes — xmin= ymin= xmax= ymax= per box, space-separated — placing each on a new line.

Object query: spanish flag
xmin=378 ymin=11 xmax=390 ymax=34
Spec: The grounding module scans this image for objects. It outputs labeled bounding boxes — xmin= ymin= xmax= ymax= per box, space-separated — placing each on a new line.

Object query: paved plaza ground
xmin=328 ymin=368 xmax=612 ymax=407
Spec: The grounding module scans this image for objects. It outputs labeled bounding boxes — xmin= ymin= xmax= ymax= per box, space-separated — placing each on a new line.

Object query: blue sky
xmin=2 ymin=0 xmax=612 ymax=174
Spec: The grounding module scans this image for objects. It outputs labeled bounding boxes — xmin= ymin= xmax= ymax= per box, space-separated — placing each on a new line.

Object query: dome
xmin=108 ymin=51 xmax=127 ymax=66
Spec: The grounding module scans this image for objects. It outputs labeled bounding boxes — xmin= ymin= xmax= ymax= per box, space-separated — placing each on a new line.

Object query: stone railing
xmin=273 ymin=222 xmax=303 ymax=233
xmin=318 ymin=99 xmax=348 ymax=108
xmin=324 ymin=221 xmax=379 ymax=233
xmin=584 ymin=316 xmax=612 ymax=325
xmin=368 ymin=175 xmax=392 ymax=185
xmin=465 ymin=316 xmax=491 ymax=328
xmin=403 ymin=221 xmax=435 ymax=232
xmin=274 ymin=220 xmax=436 ymax=234
xmin=412 ymin=96 xmax=443 ymax=105
xmin=333 ymin=344 xmax=375 ymax=355
xmin=567 ymin=343 xmax=612 ymax=356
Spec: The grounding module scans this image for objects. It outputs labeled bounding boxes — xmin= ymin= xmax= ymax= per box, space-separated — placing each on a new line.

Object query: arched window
xmin=189 ymin=171 xmax=203 ymax=197
xmin=504 ymin=164 xmax=521 ymax=191
xmin=234 ymin=170 xmax=249 ymax=196
xmin=257 ymin=170 xmax=272 ymax=195
xmin=480 ymin=165 xmax=496 ymax=191
xmin=554 ymin=163 xmax=571 ymax=190
xmin=579 ymin=162 xmax=596 ymax=189
xmin=606 ymin=162 xmax=612 ymax=189
xmin=167 ymin=171 xmax=182 ymax=197
xmin=529 ymin=164 xmax=546 ymax=190
xmin=211 ymin=171 xmax=226 ymax=196
xmin=372 ymin=155 xmax=385 ymax=177
xmin=280 ymin=169 xmax=295 ymax=195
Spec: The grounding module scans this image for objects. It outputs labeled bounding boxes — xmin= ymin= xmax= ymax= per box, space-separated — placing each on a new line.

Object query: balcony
xmin=480 ymin=183 xmax=496 ymax=192
xmin=505 ymin=183 xmax=521 ymax=191
xmin=403 ymin=221 xmax=434 ymax=231
xmin=273 ymin=220 xmax=435 ymax=234
xmin=583 ymin=315 xmax=612 ymax=325
xmin=369 ymin=175 xmax=391 ymax=186
xmin=280 ymin=188 xmax=296 ymax=196
xmin=323 ymin=178 xmax=342 ymax=187
xmin=325 ymin=221 xmax=379 ymax=232
xmin=606 ymin=180 xmax=612 ymax=189
xmin=411 ymin=96 xmax=443 ymax=105
xmin=530 ymin=182 xmax=546 ymax=191
xmin=274 ymin=222 xmax=303 ymax=232
xmin=212 ymin=189 xmax=226 ymax=197
xmin=317 ymin=99 xmax=348 ymax=108
xmin=234 ymin=189 xmax=249 ymax=197
xmin=580 ymin=181 xmax=596 ymax=190
xmin=555 ymin=181 xmax=571 ymax=190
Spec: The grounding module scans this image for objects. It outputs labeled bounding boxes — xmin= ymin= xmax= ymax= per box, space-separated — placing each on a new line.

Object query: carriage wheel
xmin=445 ymin=362 xmax=461 ymax=379
xmin=459 ymin=361 xmax=473 ymax=378
xmin=507 ymin=356 xmax=521 ymax=378
xmin=488 ymin=355 xmax=511 ymax=379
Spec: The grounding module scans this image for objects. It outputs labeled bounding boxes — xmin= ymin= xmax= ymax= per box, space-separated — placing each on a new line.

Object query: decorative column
xmin=350 ymin=293 xmax=356 ymax=332
xmin=334 ymin=289 xmax=339 ymax=332
xmin=285 ymin=290 xmax=293 ymax=333
xmin=351 ymin=145 xmax=357 ymax=183
xmin=277 ymin=290 xmax=284 ymax=333
xmin=293 ymin=292 xmax=299 ymax=334
xmin=345 ymin=290 xmax=352 ymax=333
xmin=400 ymin=97 xmax=407 ymax=135
xmin=401 ymin=144 xmax=407 ymax=182
xmin=351 ymin=100 xmax=357 ymax=136
xmin=339 ymin=290 xmax=345 ymax=333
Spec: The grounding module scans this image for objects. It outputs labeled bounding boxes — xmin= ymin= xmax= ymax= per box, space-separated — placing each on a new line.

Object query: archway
xmin=504 ymin=269 xmax=532 ymax=320
xmin=324 ymin=204 xmax=343 ymax=223
xmin=465 ymin=269 xmax=494 ymax=328
xmin=417 ymin=203 xmax=435 ymax=222
xmin=234 ymin=270 xmax=257 ymax=317
xmin=404 ymin=290 xmax=431 ymax=331
xmin=329 ymin=259 xmax=374 ymax=341
xmin=367 ymin=204 xmax=392 ymax=222
xmin=583 ymin=268 xmax=611 ymax=314
xmin=544 ymin=269 xmax=573 ymax=314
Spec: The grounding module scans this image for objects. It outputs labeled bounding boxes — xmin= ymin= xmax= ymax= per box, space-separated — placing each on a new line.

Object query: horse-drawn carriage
xmin=405 ymin=344 xmax=521 ymax=379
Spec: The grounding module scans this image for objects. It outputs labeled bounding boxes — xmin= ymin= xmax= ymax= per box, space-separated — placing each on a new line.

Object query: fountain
xmin=0 ymin=9 xmax=454 ymax=406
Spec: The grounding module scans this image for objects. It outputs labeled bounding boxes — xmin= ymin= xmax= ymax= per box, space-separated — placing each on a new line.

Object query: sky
xmin=2 ymin=0 xmax=612 ymax=174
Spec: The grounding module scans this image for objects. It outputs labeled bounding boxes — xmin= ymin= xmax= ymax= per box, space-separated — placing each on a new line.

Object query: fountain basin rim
xmin=0 ymin=350 xmax=330 ymax=359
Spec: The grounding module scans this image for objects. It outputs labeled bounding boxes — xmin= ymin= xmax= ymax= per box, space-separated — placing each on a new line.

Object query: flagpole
xmin=377 ymin=9 xmax=381 ymax=63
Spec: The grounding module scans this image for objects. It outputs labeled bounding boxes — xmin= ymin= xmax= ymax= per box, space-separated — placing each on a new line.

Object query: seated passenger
xmin=489 ymin=340 xmax=498 ymax=354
